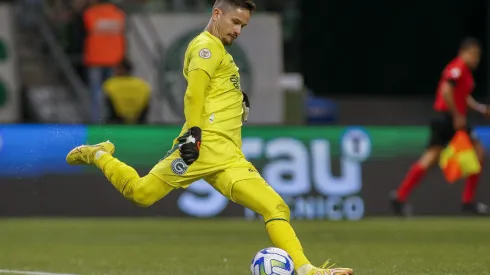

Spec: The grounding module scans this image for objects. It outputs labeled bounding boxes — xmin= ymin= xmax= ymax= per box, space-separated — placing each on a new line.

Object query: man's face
xmin=463 ymin=46 xmax=481 ymax=70
xmin=214 ymin=7 xmax=251 ymax=45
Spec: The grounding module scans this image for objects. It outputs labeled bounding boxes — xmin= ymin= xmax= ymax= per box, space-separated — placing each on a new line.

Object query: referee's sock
xmin=397 ymin=162 xmax=426 ymax=202
xmin=462 ymin=161 xmax=483 ymax=203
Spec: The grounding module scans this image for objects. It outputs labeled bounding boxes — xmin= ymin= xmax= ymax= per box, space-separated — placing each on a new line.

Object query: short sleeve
xmin=102 ymin=79 xmax=113 ymax=96
xmin=443 ymin=66 xmax=462 ymax=85
xmin=142 ymin=81 xmax=152 ymax=94
xmin=138 ymin=80 xmax=152 ymax=98
xmin=188 ymin=41 xmax=223 ymax=78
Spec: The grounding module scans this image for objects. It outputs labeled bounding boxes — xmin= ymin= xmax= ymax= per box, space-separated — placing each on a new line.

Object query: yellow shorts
xmin=149 ymin=133 xmax=263 ymax=199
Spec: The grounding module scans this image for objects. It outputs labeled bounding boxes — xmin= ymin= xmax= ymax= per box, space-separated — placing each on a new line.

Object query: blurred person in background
xmin=65 ymin=0 xmax=89 ymax=83
xmin=391 ymin=38 xmax=490 ymax=216
xmin=103 ymin=59 xmax=151 ymax=124
xmin=83 ymin=0 xmax=126 ymax=122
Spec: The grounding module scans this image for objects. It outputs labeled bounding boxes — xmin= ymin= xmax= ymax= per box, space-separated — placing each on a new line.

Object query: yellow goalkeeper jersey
xmin=180 ymin=31 xmax=244 ymax=148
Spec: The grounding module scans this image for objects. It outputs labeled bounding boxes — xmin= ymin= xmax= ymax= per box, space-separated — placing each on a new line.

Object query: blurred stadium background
xmin=1 ymin=0 xmax=490 ymax=274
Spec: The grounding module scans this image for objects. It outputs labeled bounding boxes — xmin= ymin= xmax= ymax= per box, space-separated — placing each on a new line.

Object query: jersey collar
xmin=203 ymin=31 xmax=225 ymax=50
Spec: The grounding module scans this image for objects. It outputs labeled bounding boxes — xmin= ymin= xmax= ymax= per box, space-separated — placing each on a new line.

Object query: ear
xmin=212 ymin=8 xmax=221 ymax=21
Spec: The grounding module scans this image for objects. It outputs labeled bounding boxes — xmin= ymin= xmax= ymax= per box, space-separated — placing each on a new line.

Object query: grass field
xmin=1 ymin=218 xmax=490 ymax=275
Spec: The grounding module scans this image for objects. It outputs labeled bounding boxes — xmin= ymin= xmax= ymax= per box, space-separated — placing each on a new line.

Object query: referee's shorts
xmin=427 ymin=111 xmax=476 ymax=148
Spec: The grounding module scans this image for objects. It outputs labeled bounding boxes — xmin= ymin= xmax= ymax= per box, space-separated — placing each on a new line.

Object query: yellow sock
xmin=93 ymin=152 xmax=173 ymax=206
xmin=266 ymin=219 xmax=311 ymax=269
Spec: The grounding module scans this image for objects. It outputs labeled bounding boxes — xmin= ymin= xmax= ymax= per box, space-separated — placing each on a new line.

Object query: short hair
xmin=213 ymin=0 xmax=256 ymax=12
xmin=460 ymin=37 xmax=481 ymax=51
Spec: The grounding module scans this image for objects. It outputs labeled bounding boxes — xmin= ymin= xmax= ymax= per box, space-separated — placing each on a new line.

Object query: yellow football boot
xmin=306 ymin=260 xmax=354 ymax=275
xmin=66 ymin=141 xmax=115 ymax=165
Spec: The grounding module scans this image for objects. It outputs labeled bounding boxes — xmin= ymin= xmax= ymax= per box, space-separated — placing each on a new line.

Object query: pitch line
xmin=0 ymin=269 xmax=79 ymax=275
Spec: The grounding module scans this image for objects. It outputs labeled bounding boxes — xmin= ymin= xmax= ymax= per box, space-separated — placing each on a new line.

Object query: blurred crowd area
xmin=20 ymin=0 xmax=303 ymax=125
xmin=46 ymin=0 xmax=301 ymax=72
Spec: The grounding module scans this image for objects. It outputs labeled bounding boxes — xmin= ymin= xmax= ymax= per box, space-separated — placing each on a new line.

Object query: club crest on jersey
xmin=199 ymin=48 xmax=211 ymax=59
xmin=171 ymin=158 xmax=189 ymax=175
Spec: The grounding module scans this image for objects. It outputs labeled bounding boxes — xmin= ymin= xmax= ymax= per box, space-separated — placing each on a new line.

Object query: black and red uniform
xmin=428 ymin=57 xmax=475 ymax=147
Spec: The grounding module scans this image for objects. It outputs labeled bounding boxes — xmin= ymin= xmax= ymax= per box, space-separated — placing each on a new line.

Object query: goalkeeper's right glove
xmin=242 ymin=91 xmax=250 ymax=122
xmin=179 ymin=126 xmax=202 ymax=165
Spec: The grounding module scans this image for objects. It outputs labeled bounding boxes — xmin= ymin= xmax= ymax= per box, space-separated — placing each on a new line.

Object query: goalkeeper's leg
xmin=225 ymin=176 xmax=352 ymax=275
xmin=66 ymin=141 xmax=174 ymax=206
xmin=228 ymin=178 xmax=311 ymax=270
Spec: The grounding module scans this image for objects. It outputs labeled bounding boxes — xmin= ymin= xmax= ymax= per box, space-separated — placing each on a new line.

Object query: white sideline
xmin=0 ymin=270 xmax=78 ymax=275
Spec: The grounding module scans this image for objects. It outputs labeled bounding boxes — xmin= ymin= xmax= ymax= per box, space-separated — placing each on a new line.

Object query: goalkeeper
xmin=65 ymin=1 xmax=353 ymax=274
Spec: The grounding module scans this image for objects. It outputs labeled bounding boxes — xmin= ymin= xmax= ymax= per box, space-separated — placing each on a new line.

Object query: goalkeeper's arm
xmin=184 ymin=69 xmax=210 ymax=128
xmin=180 ymin=69 xmax=210 ymax=165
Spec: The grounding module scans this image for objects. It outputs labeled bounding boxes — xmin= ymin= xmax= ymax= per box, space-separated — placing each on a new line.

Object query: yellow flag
xmin=439 ymin=131 xmax=481 ymax=183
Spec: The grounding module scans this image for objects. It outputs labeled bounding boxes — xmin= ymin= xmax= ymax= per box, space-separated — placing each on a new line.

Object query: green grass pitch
xmin=1 ymin=218 xmax=490 ymax=275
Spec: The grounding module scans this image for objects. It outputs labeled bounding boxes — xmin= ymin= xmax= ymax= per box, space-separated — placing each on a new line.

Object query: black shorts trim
xmin=427 ymin=112 xmax=474 ymax=148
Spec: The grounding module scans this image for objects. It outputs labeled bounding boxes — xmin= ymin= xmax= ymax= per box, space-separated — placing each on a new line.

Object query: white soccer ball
xmin=250 ymin=247 xmax=295 ymax=275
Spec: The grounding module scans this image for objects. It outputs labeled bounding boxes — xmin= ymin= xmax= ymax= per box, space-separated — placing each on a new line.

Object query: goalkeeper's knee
xmin=131 ymin=180 xmax=157 ymax=207
xmin=129 ymin=175 xmax=173 ymax=207
xmin=263 ymin=198 xmax=291 ymax=224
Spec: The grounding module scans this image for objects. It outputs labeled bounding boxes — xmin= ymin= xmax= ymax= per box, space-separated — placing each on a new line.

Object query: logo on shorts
xmin=199 ymin=48 xmax=211 ymax=59
xmin=171 ymin=158 xmax=188 ymax=175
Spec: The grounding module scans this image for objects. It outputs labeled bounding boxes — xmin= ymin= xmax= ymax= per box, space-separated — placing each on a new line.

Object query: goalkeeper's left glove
xmin=242 ymin=91 xmax=250 ymax=122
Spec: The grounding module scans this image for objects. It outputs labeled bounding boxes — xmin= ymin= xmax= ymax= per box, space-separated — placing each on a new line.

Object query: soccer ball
xmin=250 ymin=247 xmax=295 ymax=275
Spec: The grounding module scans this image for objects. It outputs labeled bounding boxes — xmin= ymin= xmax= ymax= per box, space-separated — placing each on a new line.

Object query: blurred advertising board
xmin=0 ymin=5 xmax=19 ymax=122
xmin=1 ymin=125 xmax=490 ymax=218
